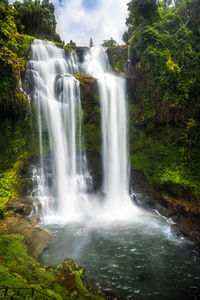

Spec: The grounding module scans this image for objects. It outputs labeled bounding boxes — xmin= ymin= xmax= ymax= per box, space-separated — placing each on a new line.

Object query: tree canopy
xmin=0 ymin=0 xmax=61 ymax=120
xmin=67 ymin=40 xmax=76 ymax=46
xmin=126 ymin=0 xmax=200 ymax=196
xmin=102 ymin=38 xmax=117 ymax=48
xmin=13 ymin=0 xmax=61 ymax=41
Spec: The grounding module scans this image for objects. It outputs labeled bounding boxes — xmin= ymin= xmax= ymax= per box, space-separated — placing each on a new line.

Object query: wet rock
xmin=6 ymin=197 xmax=34 ymax=217
xmin=131 ymin=169 xmax=200 ymax=244
xmin=54 ymin=74 xmax=63 ymax=101
xmin=76 ymin=74 xmax=103 ymax=191
xmin=57 ymin=258 xmax=106 ymax=299
xmin=0 ymin=197 xmax=50 ymax=259
xmin=0 ymin=215 xmax=50 ymax=259
xmin=73 ymin=46 xmax=89 ymax=62
xmin=172 ymin=215 xmax=200 ymax=243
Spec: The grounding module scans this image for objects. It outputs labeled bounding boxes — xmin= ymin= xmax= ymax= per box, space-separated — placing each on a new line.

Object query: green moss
xmin=57 ymin=259 xmax=105 ymax=300
xmin=75 ymin=270 xmax=105 ymax=300
xmin=75 ymin=74 xmax=101 ymax=154
xmin=126 ymin=0 xmax=200 ymax=202
xmin=51 ymin=42 xmax=76 ymax=53
xmin=64 ymin=45 xmax=76 ymax=52
xmin=0 ymin=115 xmax=34 ymax=217
xmin=106 ymin=46 xmax=127 ymax=73
xmin=0 ymin=4 xmax=35 ymax=218
xmin=51 ymin=41 xmax=77 ymax=53
xmin=0 ymin=3 xmax=33 ymax=120
xmin=75 ymin=74 xmax=95 ymax=84
xmin=130 ymin=124 xmax=200 ymax=199
xmin=0 ymin=235 xmax=66 ymax=299
xmin=0 ymin=235 xmax=105 ymax=300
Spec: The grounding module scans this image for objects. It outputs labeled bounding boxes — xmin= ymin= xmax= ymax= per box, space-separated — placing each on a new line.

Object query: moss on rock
xmin=57 ymin=258 xmax=105 ymax=300
xmin=75 ymin=74 xmax=101 ymax=153
xmin=0 ymin=114 xmax=34 ymax=217
xmin=76 ymin=74 xmax=102 ymax=190
xmin=129 ymin=120 xmax=200 ymax=200
xmin=0 ymin=234 xmax=106 ymax=300
xmin=106 ymin=45 xmax=128 ymax=73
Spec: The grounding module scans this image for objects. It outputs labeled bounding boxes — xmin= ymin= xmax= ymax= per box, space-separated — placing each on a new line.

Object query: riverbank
xmin=0 ymin=197 xmax=106 ymax=300
xmin=132 ymin=170 xmax=200 ymax=245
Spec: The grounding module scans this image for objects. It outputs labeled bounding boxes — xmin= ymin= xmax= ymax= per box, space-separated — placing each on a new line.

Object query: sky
xmin=9 ymin=0 xmax=129 ymax=46
xmin=54 ymin=0 xmax=129 ymax=46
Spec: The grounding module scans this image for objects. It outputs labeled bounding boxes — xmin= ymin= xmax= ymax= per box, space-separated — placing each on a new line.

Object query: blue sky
xmin=82 ymin=0 xmax=100 ymax=11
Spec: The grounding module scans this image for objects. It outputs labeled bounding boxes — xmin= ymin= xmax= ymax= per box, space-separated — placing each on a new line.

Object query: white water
xmin=84 ymin=47 xmax=140 ymax=219
xmin=28 ymin=40 xmax=91 ymax=222
xmin=27 ymin=43 xmax=200 ymax=300
xmin=29 ymin=41 xmax=141 ymax=223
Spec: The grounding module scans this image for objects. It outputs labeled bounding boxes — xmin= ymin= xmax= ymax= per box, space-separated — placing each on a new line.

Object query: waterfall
xmin=28 ymin=41 xmax=139 ymax=223
xmin=83 ymin=47 xmax=139 ymax=218
xmin=28 ymin=40 xmax=90 ymax=222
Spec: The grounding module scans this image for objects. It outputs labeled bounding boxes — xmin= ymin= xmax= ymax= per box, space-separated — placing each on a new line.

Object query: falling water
xmin=28 ymin=43 xmax=200 ymax=300
xmin=29 ymin=41 xmax=140 ymax=222
xmin=28 ymin=40 xmax=90 ymax=221
xmin=84 ymin=47 xmax=139 ymax=218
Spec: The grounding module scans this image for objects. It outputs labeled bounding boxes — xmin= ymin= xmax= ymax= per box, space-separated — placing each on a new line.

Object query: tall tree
xmin=13 ymin=0 xmax=61 ymax=41
xmin=102 ymin=38 xmax=117 ymax=48
xmin=89 ymin=37 xmax=94 ymax=47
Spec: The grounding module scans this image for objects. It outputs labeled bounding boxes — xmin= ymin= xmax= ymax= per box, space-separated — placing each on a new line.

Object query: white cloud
xmin=8 ymin=0 xmax=129 ymax=46
xmin=55 ymin=0 xmax=129 ymax=46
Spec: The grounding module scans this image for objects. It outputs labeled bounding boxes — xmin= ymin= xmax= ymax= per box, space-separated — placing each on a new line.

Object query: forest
xmin=126 ymin=0 xmax=200 ymax=200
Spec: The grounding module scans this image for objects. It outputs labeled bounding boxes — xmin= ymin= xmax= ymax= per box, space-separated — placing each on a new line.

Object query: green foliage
xmin=127 ymin=0 xmax=200 ymax=108
xmin=0 ymin=235 xmax=106 ymax=299
xmin=128 ymin=0 xmax=159 ymax=26
xmin=0 ymin=235 xmax=75 ymax=299
xmin=13 ymin=0 xmax=61 ymax=42
xmin=102 ymin=37 xmax=117 ymax=48
xmin=0 ymin=1 xmax=34 ymax=120
xmin=0 ymin=1 xmax=35 ymax=218
xmin=67 ymin=40 xmax=76 ymax=46
xmin=130 ymin=124 xmax=200 ymax=198
xmin=123 ymin=0 xmax=159 ymax=42
xmin=126 ymin=0 xmax=200 ymax=199
xmin=63 ymin=45 xmax=76 ymax=52
xmin=0 ymin=116 xmax=33 ymax=216
xmin=106 ymin=45 xmax=128 ymax=73
xmin=74 ymin=271 xmax=104 ymax=300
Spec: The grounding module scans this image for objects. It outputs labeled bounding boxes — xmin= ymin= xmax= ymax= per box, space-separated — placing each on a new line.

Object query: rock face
xmin=0 ymin=234 xmax=107 ymax=300
xmin=125 ymin=66 xmax=200 ymax=245
xmin=132 ymin=170 xmax=200 ymax=243
xmin=76 ymin=74 xmax=103 ymax=191
xmin=57 ymin=258 xmax=105 ymax=299
xmin=0 ymin=197 xmax=50 ymax=259
xmin=75 ymin=62 xmax=200 ymax=245
xmin=106 ymin=45 xmax=128 ymax=74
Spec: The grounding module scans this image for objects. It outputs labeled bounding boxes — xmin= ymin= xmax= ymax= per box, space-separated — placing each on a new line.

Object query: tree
xmin=0 ymin=0 xmax=8 ymax=5
xmin=124 ymin=0 xmax=200 ymax=199
xmin=102 ymin=37 xmax=117 ymax=48
xmin=89 ymin=37 xmax=94 ymax=47
xmin=12 ymin=0 xmax=61 ymax=41
xmin=68 ymin=40 xmax=76 ymax=46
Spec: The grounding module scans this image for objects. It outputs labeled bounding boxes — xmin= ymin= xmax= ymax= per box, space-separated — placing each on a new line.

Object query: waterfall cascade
xmin=29 ymin=41 xmax=139 ymax=223
xmin=28 ymin=40 xmax=91 ymax=222
xmin=28 ymin=42 xmax=200 ymax=300
xmin=84 ymin=47 xmax=139 ymax=218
